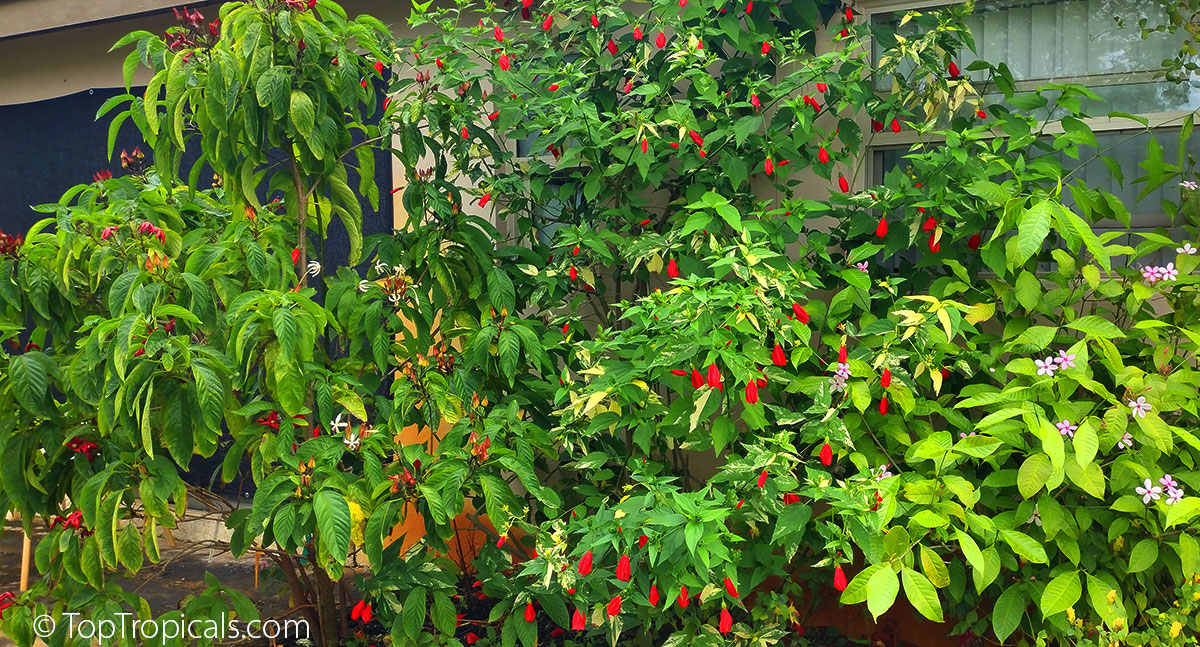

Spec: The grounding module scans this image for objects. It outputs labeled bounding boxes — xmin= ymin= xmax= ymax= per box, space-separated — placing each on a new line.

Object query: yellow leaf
xmin=937 ymin=308 xmax=953 ymax=340
xmin=931 ymin=367 xmax=943 ymax=395
xmin=965 ymin=302 xmax=996 ymax=325
xmin=583 ymin=389 xmax=607 ymax=417
xmin=647 ymin=254 xmax=663 ymax=273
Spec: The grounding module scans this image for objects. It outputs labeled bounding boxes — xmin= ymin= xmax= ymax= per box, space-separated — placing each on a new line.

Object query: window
xmin=865 ymin=0 xmax=1197 ymax=268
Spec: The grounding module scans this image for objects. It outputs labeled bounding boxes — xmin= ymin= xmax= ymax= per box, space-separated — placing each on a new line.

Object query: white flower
xmin=1128 ymin=396 xmax=1152 ymax=418
xmin=829 ymin=375 xmax=847 ymax=392
xmin=1035 ymin=357 xmax=1058 ymax=377
xmin=374 ymin=259 xmax=390 ymax=274
xmin=1026 ymin=505 xmax=1042 ymax=527
xmin=330 ymin=413 xmax=349 ymax=433
xmin=875 ymin=464 xmax=893 ymax=480
xmin=1181 ymin=180 xmax=1198 ymax=190
xmin=305 ymin=260 xmax=322 ymax=277
xmin=1118 ymin=432 xmax=1134 ymax=449
xmin=389 ymin=292 xmax=403 ymax=305
xmin=1162 ymin=263 xmax=1178 ymax=281
xmin=358 ymin=280 xmax=372 ymax=293
xmin=1177 ymin=242 xmax=1197 ymax=255
xmin=1136 ymin=478 xmax=1162 ymax=504
xmin=343 ymin=431 xmax=361 ymax=451
xmin=1166 ymin=487 xmax=1185 ymax=505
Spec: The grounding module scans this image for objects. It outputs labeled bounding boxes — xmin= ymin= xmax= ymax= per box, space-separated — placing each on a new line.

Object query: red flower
xmin=462 ymin=126 xmax=470 ymax=139
xmin=543 ymin=13 xmax=553 ymax=30
xmin=691 ymin=369 xmax=704 ymax=388
xmin=698 ymin=149 xmax=706 ymax=158
xmin=669 ymin=142 xmax=679 ymax=149
xmin=751 ymin=94 xmax=760 ymax=109
xmin=567 ymin=587 xmax=575 ymax=594
xmin=572 ymin=609 xmax=586 ymax=630
xmin=706 ymin=364 xmax=721 ymax=388
xmin=879 ymin=396 xmax=889 ymax=415
xmin=764 ymin=158 xmax=774 ymax=176
xmin=747 ymin=0 xmax=753 ymax=12
xmin=838 ymin=176 xmax=849 ymax=193
xmin=845 ymin=7 xmax=854 ymax=22
xmin=761 ymin=41 xmax=771 ymax=55
xmin=351 ymin=600 xmax=366 ymax=622
xmin=480 ymin=192 xmax=491 ymax=207
xmin=757 ymin=469 xmax=768 ymax=488
xmin=551 ymin=627 xmax=564 ymax=638
xmin=498 ymin=53 xmax=511 ymax=70
xmin=616 ymin=554 xmax=632 ymax=581
xmin=562 ymin=322 xmax=570 ymax=334
xmin=792 ymin=303 xmax=810 ymax=323
xmin=890 ymin=118 xmax=901 ymax=133
xmin=820 ymin=441 xmax=833 ymax=466
xmin=488 ymin=111 xmax=500 ymax=121
xmin=607 ymin=594 xmax=622 ymax=616
xmin=928 ymin=232 xmax=941 ymax=253
xmin=744 ymin=379 xmax=759 ymax=404
xmin=624 ymin=80 xmax=634 ymax=93
xmin=840 ymin=27 xmax=849 ymax=38
xmin=720 ymin=608 xmax=733 ymax=633
xmin=374 ymin=60 xmax=384 ymax=74
xmin=569 ymin=266 xmax=578 ymax=281
xmin=608 ymin=39 xmax=618 ymax=55
xmin=638 ymin=534 xmax=649 ymax=548
xmin=736 ymin=498 xmax=744 ymax=508
xmin=362 ymin=603 xmax=373 ymax=623
xmin=578 ymin=551 xmax=593 ymax=575
xmin=875 ymin=216 xmax=888 ymax=238
xmin=772 ymin=343 xmax=786 ymax=366
xmin=941 ymin=367 xmax=951 ymax=379
xmin=783 ymin=492 xmax=801 ymax=505
xmin=525 ymin=602 xmax=536 ymax=622
xmin=688 ymin=129 xmax=704 ymax=147
xmin=591 ymin=14 xmax=599 ymax=27
xmin=881 ymin=368 xmax=892 ymax=387
xmin=656 ymin=32 xmax=666 ymax=48
xmin=968 ymin=233 xmax=982 ymax=250
xmin=465 ymin=633 xmax=480 ymax=644
xmin=640 ymin=218 xmax=651 ymax=226
xmin=724 ymin=576 xmax=739 ymax=598
xmin=633 ymin=26 xmax=643 ymax=39
xmin=497 ymin=536 xmax=506 ymax=547
xmin=948 ymin=61 xmax=960 ymax=77
xmin=872 ymin=119 xmax=884 ymax=132
xmin=817 ymin=82 xmax=827 ymax=92
xmin=670 ymin=369 xmax=688 ymax=376
xmin=667 ymin=258 xmax=679 ymax=278
xmin=923 ymin=216 xmax=938 ymax=231
xmin=838 ymin=345 xmax=848 ymax=363
xmin=834 ymin=566 xmax=848 ymax=591
xmin=649 ymin=584 xmax=660 ymax=606
xmin=677 ymin=586 xmax=690 ymax=608
xmin=818 ymin=146 xmax=830 ymax=164
xmin=549 ymin=83 xmax=559 ymax=91
xmin=976 ymin=109 xmax=987 ymax=118
xmin=641 ymin=138 xmax=648 ymax=153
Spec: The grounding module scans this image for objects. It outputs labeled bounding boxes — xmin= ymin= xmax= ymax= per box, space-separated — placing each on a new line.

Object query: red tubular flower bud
xmin=757 ymin=469 xmax=768 ymax=488
xmin=820 ymin=441 xmax=833 ymax=466
xmin=667 ymin=258 xmax=678 ymax=278
xmin=607 ymin=594 xmax=622 ymax=616
xmin=633 ymin=26 xmax=643 ymax=39
xmin=494 ymin=25 xmax=504 ymax=42
xmin=818 ymin=147 xmax=830 ymax=164
xmin=524 ymin=602 xmax=536 ymax=622
xmin=677 ymin=586 xmax=690 ymax=608
xmin=591 ymin=14 xmax=599 ymax=28
xmin=656 ymin=32 xmax=666 ymax=48
xmin=543 ymin=13 xmax=553 ymax=30
xmin=578 ymin=551 xmax=593 ymax=575
xmin=764 ymin=158 xmax=774 ymax=176
xmin=838 ymin=345 xmax=848 ymax=363
xmin=720 ymin=608 xmax=733 ymax=634
xmin=948 ymin=61 xmax=960 ymax=77
xmin=706 ymin=363 xmax=721 ymax=388
xmin=616 ymin=554 xmax=631 ymax=581
xmin=638 ymin=535 xmax=649 ymax=548
xmin=688 ymin=129 xmax=704 ymax=147
xmin=879 ymin=396 xmax=889 ymax=415
xmin=691 ymin=369 xmax=704 ymax=388
xmin=572 ymin=609 xmax=585 ymax=630
xmin=772 ymin=343 xmax=786 ymax=366
xmin=724 ymin=576 xmax=739 ymax=598
xmin=968 ymin=233 xmax=982 ymax=250
xmin=834 ymin=566 xmax=848 ymax=591
xmin=875 ymin=216 xmax=888 ymax=238
xmin=838 ymin=176 xmax=849 ymax=193
xmin=649 ymin=584 xmax=660 ymax=606
xmin=891 ymin=118 xmax=901 ymax=133
xmin=670 ymin=369 xmax=688 ymax=376
xmin=923 ymin=216 xmax=938 ymax=231
xmin=745 ymin=379 xmax=759 ymax=404
xmin=608 ymin=40 xmax=618 ymax=55
xmin=761 ymin=41 xmax=771 ymax=55
xmin=569 ymin=266 xmax=578 ymax=281
xmin=793 ymin=303 xmax=810 ymax=323
xmin=817 ymin=82 xmax=827 ymax=92
xmin=881 ymin=368 xmax=892 ymax=387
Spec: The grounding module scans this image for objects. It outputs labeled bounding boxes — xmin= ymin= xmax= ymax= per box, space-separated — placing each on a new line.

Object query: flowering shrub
xmin=1 ymin=1 xmax=1199 ymax=647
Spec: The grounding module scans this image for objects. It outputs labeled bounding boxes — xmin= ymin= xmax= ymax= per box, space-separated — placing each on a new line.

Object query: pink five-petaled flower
xmin=571 ymin=609 xmax=586 ymax=630
xmin=1181 ymin=180 xmax=1199 ymax=190
xmin=1054 ymin=350 xmax=1076 ymax=368
xmin=1119 ymin=432 xmax=1134 ymax=449
xmin=719 ymin=608 xmax=733 ymax=634
xmin=578 ymin=551 xmax=593 ymax=575
xmin=875 ymin=464 xmax=893 ymax=480
xmin=724 ymin=576 xmax=739 ymax=598
xmin=833 ymin=566 xmax=848 ymax=591
xmin=1056 ymin=419 xmax=1077 ymax=439
xmin=616 ymin=554 xmax=631 ymax=581
xmin=607 ymin=594 xmax=622 ymax=616
xmin=820 ymin=442 xmax=833 ymax=466
xmin=1128 ymin=396 xmax=1152 ymax=419
xmin=1136 ymin=478 xmax=1162 ymax=504
xmin=1026 ymin=505 xmax=1041 ymax=526
xmin=1035 ymin=357 xmax=1058 ymax=377
xmin=1160 ymin=474 xmax=1179 ymax=489
xmin=856 ymin=261 xmax=869 ymax=272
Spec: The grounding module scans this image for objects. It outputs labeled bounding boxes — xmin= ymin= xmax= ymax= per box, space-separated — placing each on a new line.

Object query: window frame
xmin=858 ymin=0 xmax=1197 ymax=201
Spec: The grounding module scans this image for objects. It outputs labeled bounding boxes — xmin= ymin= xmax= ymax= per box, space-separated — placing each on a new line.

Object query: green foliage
xmin=0 ymin=0 xmax=1199 ymax=647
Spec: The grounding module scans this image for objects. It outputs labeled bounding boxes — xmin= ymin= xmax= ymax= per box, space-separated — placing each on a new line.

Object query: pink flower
xmin=855 ymin=261 xmax=869 ymax=272
xmin=1162 ymin=263 xmax=1179 ymax=281
xmin=1177 ymin=242 xmax=1197 ymax=255
xmin=1128 ymin=396 xmax=1152 ymax=418
xmin=1056 ymin=420 xmax=1077 ymax=439
xmin=1166 ymin=487 xmax=1185 ymax=505
xmin=1035 ymin=357 xmax=1057 ymax=377
xmin=1160 ymin=474 xmax=1179 ymax=489
xmin=1054 ymin=350 xmax=1076 ymax=368
xmin=874 ymin=464 xmax=893 ymax=480
xmin=100 ymin=226 xmax=118 ymax=240
xmin=1136 ymin=478 xmax=1162 ymax=504
xmin=1118 ymin=432 xmax=1134 ymax=449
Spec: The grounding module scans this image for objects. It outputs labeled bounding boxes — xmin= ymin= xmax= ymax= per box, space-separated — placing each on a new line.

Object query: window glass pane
xmin=873 ymin=0 xmax=1200 ymax=113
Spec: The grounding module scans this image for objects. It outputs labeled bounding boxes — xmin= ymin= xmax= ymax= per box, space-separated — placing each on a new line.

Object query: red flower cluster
xmin=67 ymin=437 xmax=100 ymax=461
xmin=48 ymin=510 xmax=85 ymax=532
xmin=0 ymin=592 xmax=15 ymax=619
xmin=0 ymin=230 xmax=23 ymax=257
xmin=138 ymin=221 xmax=167 ymax=244
xmin=351 ymin=600 xmax=374 ymax=623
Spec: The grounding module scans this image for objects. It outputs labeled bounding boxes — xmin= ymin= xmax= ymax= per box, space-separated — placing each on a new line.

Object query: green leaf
xmin=255 ymin=67 xmax=290 ymax=115
xmin=965 ymin=180 xmax=1008 ymax=203
xmin=402 ymin=587 xmax=427 ymax=640
xmin=1015 ymin=200 xmax=1052 ymax=265
xmin=1073 ymin=420 xmax=1098 ymax=468
xmin=313 ymin=490 xmax=352 ymax=566
xmin=1066 ymin=315 xmax=1124 ymax=339
xmin=9 ymin=353 xmax=51 ymax=416
xmin=1014 ymin=271 xmax=1041 ymax=310
xmin=992 ymin=585 xmax=1025 ymax=643
xmin=1126 ymin=539 xmax=1158 ymax=573
xmin=920 ymin=545 xmax=950 ymax=588
xmin=772 ymin=503 xmax=811 ymax=543
xmin=1017 ymin=453 xmax=1053 ymax=499
xmin=1000 ymin=529 xmax=1048 ymax=564
xmin=1165 ymin=497 xmax=1200 ymax=528
xmin=901 ymin=568 xmax=944 ymax=622
xmin=1039 ymin=571 xmax=1081 ymax=618
xmin=290 ymin=90 xmax=316 ymax=137
xmin=866 ymin=566 xmax=900 ymax=620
